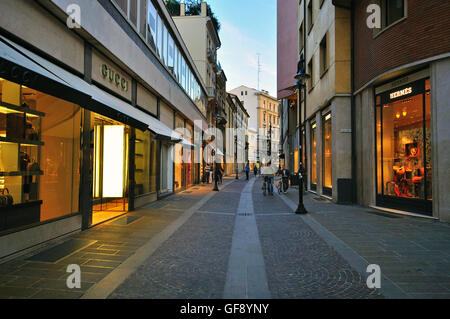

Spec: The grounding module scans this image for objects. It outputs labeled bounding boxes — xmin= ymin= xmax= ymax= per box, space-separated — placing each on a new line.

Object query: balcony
xmin=206 ymin=86 xmax=216 ymax=101
xmin=207 ymin=49 xmax=216 ymax=64
xmin=212 ymin=61 xmax=219 ymax=72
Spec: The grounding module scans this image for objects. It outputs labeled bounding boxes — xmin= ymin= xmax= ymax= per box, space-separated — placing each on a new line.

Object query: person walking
xmin=277 ymin=165 xmax=290 ymax=193
xmin=217 ymin=163 xmax=223 ymax=184
xmin=261 ymin=162 xmax=277 ymax=195
xmin=245 ymin=162 xmax=250 ymax=180
xmin=253 ymin=164 xmax=258 ymax=177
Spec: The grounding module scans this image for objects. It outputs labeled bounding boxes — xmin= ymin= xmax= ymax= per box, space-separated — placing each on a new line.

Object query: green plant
xmin=186 ymin=0 xmax=221 ymax=32
xmin=165 ymin=0 xmax=181 ymax=16
xmin=164 ymin=0 xmax=221 ymax=32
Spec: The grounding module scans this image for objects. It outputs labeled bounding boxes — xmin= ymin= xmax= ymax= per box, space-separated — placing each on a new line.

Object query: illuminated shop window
xmin=323 ymin=113 xmax=332 ymax=190
xmin=311 ymin=122 xmax=317 ymax=186
xmin=376 ymin=79 xmax=431 ymax=201
xmin=0 ymin=78 xmax=81 ymax=231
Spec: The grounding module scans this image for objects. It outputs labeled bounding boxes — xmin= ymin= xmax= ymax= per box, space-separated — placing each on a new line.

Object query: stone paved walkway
xmin=283 ymin=187 xmax=450 ymax=299
xmin=252 ymin=177 xmax=382 ymax=299
xmin=0 ymin=174 xmax=448 ymax=298
xmin=0 ymin=176 xmax=239 ymax=299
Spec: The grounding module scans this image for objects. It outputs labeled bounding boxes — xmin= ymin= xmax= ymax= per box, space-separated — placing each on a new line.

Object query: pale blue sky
xmin=205 ymin=0 xmax=277 ymax=97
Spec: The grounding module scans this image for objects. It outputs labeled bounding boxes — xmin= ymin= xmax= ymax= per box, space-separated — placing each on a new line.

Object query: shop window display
xmin=323 ymin=113 xmax=332 ymax=192
xmin=0 ymin=78 xmax=81 ymax=231
xmin=174 ymin=143 xmax=183 ymax=190
xmin=134 ymin=129 xmax=158 ymax=196
xmin=135 ymin=129 xmax=151 ymax=196
xmin=376 ymin=79 xmax=431 ymax=203
xmin=311 ymin=123 xmax=317 ymax=188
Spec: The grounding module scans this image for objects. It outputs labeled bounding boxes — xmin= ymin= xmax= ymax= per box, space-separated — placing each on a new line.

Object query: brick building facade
xmin=352 ymin=0 xmax=450 ymax=221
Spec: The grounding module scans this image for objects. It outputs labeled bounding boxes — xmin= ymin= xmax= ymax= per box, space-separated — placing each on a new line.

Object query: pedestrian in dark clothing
xmin=245 ymin=162 xmax=250 ymax=180
xmin=253 ymin=164 xmax=258 ymax=177
xmin=217 ymin=164 xmax=223 ymax=184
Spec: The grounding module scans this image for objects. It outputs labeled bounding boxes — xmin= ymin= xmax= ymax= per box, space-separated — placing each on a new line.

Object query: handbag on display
xmin=0 ymin=188 xmax=14 ymax=207
xmin=25 ymin=121 xmax=39 ymax=141
xmin=20 ymin=152 xmax=30 ymax=171
xmin=27 ymin=161 xmax=40 ymax=172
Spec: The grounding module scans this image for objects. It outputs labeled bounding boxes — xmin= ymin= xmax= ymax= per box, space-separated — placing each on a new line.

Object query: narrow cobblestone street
xmin=2 ymin=175 xmax=448 ymax=299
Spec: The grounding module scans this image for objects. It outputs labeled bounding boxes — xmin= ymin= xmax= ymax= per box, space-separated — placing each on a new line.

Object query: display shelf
xmin=1 ymin=200 xmax=42 ymax=208
xmin=0 ymin=137 xmax=44 ymax=146
xmin=0 ymin=102 xmax=45 ymax=117
xmin=135 ymin=153 xmax=144 ymax=157
xmin=0 ymin=171 xmax=43 ymax=177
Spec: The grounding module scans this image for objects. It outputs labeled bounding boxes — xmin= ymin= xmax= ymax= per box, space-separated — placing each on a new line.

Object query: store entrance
xmin=91 ymin=114 xmax=129 ymax=225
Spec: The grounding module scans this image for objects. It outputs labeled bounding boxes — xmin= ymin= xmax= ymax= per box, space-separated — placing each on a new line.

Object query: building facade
xmin=352 ymin=0 xmax=450 ymax=221
xmin=300 ymin=0 xmax=352 ymax=201
xmin=277 ymin=0 xmax=299 ymax=172
xmin=229 ymin=86 xmax=280 ymax=168
xmin=171 ymin=1 xmax=228 ymax=178
xmin=279 ymin=0 xmax=450 ymax=221
xmin=0 ymin=0 xmax=210 ymax=260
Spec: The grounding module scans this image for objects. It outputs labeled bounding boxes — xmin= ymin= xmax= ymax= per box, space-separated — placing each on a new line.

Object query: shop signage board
xmin=92 ymin=50 xmax=132 ymax=101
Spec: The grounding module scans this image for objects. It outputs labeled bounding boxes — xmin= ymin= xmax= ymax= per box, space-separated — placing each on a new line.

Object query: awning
xmin=147 ymin=115 xmax=183 ymax=142
xmin=0 ymin=36 xmax=91 ymax=107
xmin=0 ymin=36 xmax=151 ymax=131
xmin=181 ymin=138 xmax=195 ymax=147
xmin=1 ymin=36 xmax=192 ymax=142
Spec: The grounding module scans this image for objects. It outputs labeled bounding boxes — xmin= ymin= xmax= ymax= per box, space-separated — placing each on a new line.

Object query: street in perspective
xmin=0 ymin=0 xmax=449 ymax=309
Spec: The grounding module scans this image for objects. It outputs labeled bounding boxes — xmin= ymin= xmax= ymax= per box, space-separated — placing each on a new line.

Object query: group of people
xmin=203 ymin=164 xmax=224 ymax=184
xmin=204 ymin=161 xmax=291 ymax=196
xmin=243 ymin=161 xmax=291 ymax=196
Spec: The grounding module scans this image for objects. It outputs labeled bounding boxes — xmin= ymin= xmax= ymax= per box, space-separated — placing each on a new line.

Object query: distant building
xmin=229 ymin=86 xmax=280 ymax=167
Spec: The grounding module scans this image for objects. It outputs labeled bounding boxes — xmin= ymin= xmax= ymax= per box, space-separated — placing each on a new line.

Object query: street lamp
xmin=235 ymin=135 xmax=239 ymax=179
xmin=293 ymin=60 xmax=310 ymax=215
xmin=213 ymin=112 xmax=226 ymax=192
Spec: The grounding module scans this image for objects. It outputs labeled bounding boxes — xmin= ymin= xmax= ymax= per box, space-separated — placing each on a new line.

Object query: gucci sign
xmin=100 ymin=64 xmax=129 ymax=92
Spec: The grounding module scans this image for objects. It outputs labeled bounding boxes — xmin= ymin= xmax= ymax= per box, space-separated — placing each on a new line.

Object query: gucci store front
xmin=0 ymin=36 xmax=182 ymax=259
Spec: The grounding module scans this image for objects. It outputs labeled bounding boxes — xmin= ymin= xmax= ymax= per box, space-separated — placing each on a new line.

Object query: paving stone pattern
xmin=253 ymin=178 xmax=382 ymax=299
xmin=109 ymin=180 xmax=247 ymax=298
xmin=0 ymin=185 xmax=212 ymax=299
xmin=285 ymin=189 xmax=450 ymax=298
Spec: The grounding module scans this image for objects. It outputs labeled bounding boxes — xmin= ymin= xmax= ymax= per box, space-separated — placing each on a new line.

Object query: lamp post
xmin=267 ymin=121 xmax=272 ymax=158
xmin=213 ymin=113 xmax=225 ymax=192
xmin=294 ymin=64 xmax=309 ymax=215
xmin=235 ymin=135 xmax=239 ymax=179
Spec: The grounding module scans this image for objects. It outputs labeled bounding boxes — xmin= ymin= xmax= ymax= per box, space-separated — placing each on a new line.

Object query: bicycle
xmin=277 ymin=178 xmax=283 ymax=194
xmin=262 ymin=176 xmax=274 ymax=196
xmin=262 ymin=176 xmax=267 ymax=196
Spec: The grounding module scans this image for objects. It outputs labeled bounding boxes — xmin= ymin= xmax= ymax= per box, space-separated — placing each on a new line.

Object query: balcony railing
xmin=207 ymin=49 xmax=216 ymax=64
xmin=206 ymin=86 xmax=216 ymax=100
